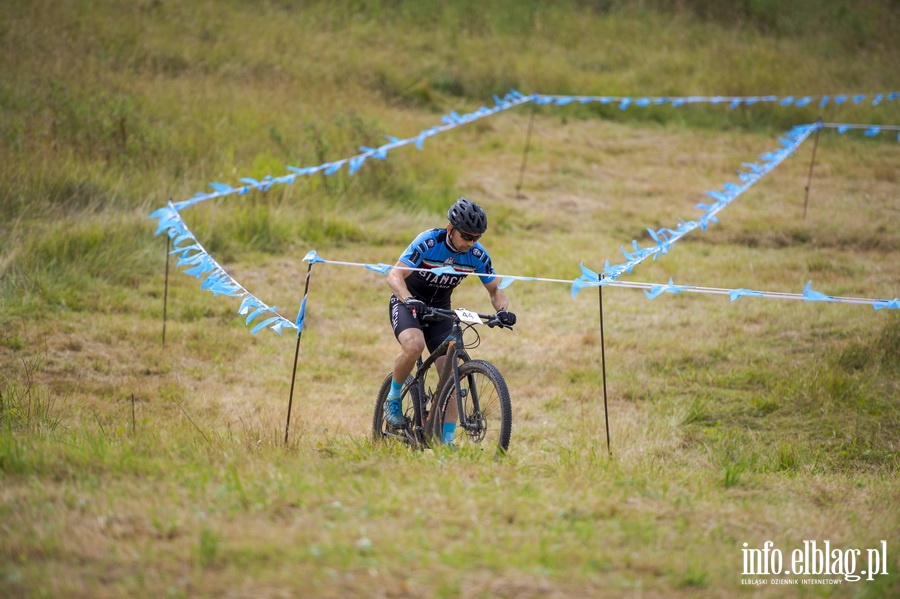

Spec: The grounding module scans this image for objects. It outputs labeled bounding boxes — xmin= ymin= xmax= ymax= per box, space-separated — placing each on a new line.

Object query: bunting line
xmin=532 ymin=91 xmax=900 ymax=110
xmin=147 ymin=217 xmax=898 ymax=344
xmin=823 ymin=123 xmax=900 ymax=131
xmin=149 ymin=202 xmax=300 ymax=336
xmin=297 ymin=253 xmax=900 ymax=311
xmin=170 ymin=90 xmax=533 ymax=212
xmin=821 ymin=122 xmax=900 ymax=141
xmin=158 ymin=89 xmax=899 ymax=216
xmin=598 ymin=122 xmax=822 ymax=281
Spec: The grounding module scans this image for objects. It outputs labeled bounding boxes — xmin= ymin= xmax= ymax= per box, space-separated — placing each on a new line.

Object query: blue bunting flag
xmin=365 ymin=263 xmax=393 ymax=275
xmin=644 ymin=278 xmax=691 ymax=299
xmin=874 ymin=299 xmax=900 ymax=310
xmin=802 ymin=281 xmax=835 ymax=303
xmin=729 ymin=289 xmax=764 ymax=302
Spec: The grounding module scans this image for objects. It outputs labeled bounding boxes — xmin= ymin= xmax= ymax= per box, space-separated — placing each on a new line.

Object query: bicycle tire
xmin=372 ymin=374 xmax=423 ymax=446
xmin=434 ymin=359 xmax=512 ymax=454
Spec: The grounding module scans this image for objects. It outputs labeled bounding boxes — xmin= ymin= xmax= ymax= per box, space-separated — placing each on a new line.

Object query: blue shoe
xmin=383 ymin=399 xmax=408 ymax=428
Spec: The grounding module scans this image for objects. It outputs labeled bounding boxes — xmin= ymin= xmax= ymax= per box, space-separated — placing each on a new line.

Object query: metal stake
xmin=515 ymin=103 xmax=537 ymax=198
xmin=803 ymin=119 xmax=823 ymax=220
xmin=598 ymin=284 xmax=611 ymax=456
xmin=284 ymin=260 xmax=315 ymax=446
xmin=163 ymin=235 xmax=170 ymax=347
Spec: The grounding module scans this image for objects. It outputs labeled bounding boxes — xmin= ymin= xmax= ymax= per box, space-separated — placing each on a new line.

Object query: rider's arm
xmin=387 ymin=261 xmax=416 ymax=302
xmin=483 ymin=278 xmax=509 ymax=312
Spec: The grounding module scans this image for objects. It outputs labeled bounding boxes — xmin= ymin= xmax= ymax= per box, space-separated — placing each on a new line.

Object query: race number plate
xmin=454 ymin=308 xmax=481 ymax=324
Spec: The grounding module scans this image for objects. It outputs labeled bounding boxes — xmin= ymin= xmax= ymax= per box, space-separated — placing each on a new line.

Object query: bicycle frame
xmin=401 ymin=308 xmax=503 ymax=438
xmin=401 ymin=320 xmax=465 ymax=429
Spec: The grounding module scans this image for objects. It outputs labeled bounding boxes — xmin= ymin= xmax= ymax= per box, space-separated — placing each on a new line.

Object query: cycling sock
xmin=387 ymin=379 xmax=403 ymax=400
xmin=442 ymin=422 xmax=456 ymax=444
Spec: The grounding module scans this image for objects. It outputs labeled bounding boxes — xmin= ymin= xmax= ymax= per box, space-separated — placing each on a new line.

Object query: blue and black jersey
xmin=398 ymin=228 xmax=496 ymax=308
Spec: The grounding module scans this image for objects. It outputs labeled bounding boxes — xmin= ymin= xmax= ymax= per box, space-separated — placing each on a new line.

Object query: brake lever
xmin=486 ymin=318 xmax=513 ymax=330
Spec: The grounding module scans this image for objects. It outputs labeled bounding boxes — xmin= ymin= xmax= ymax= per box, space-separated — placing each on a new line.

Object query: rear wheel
xmin=435 ymin=359 xmax=512 ymax=455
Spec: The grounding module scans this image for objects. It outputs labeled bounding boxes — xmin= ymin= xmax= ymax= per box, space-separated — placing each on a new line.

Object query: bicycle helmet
xmin=446 ymin=197 xmax=487 ymax=234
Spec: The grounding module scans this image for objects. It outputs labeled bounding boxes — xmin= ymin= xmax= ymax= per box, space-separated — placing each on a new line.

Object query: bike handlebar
xmin=419 ymin=306 xmax=514 ymax=330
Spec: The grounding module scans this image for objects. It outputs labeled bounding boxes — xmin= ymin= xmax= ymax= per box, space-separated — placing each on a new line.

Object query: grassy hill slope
xmin=1 ymin=1 xmax=898 ymax=597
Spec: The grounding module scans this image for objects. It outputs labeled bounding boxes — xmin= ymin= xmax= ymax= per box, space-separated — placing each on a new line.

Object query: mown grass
xmin=2 ymin=1 xmax=899 ymax=597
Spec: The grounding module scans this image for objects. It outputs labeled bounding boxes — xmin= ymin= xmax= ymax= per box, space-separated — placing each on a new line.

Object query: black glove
xmin=496 ymin=309 xmax=516 ymax=326
xmin=404 ymin=298 xmax=426 ymax=317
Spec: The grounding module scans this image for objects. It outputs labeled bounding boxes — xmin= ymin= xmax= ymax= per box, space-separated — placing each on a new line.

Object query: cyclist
xmin=385 ymin=197 xmax=516 ymax=443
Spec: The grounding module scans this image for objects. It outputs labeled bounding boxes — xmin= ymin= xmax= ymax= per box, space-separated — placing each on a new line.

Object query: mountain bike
xmin=372 ymin=306 xmax=513 ymax=455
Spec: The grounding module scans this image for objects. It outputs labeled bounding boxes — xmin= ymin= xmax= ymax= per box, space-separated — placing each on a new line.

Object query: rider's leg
xmin=385 ymin=295 xmax=426 ymax=427
xmin=391 ymin=328 xmax=425 ymax=394
xmin=387 ymin=295 xmax=425 ymax=403
xmin=383 ymin=328 xmax=425 ymax=427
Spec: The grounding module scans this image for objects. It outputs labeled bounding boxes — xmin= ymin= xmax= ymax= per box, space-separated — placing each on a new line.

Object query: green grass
xmin=2 ymin=1 xmax=900 ymax=597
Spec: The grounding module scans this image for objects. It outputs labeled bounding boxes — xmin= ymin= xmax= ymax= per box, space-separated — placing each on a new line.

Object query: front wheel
xmin=435 ymin=359 xmax=512 ymax=455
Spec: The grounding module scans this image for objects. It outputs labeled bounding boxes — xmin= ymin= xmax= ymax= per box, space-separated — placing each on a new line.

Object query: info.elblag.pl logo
xmin=741 ymin=540 xmax=889 ymax=585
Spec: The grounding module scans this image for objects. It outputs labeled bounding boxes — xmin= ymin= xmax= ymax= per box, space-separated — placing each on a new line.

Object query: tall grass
xmin=1 ymin=1 xmax=899 ymax=597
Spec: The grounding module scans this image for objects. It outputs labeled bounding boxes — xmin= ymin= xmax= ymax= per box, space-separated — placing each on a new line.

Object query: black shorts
xmin=389 ymin=295 xmax=453 ymax=354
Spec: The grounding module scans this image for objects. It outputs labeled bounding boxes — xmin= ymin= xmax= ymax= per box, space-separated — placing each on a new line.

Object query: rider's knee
xmin=404 ymin=338 xmax=426 ymax=356
xmin=399 ymin=334 xmax=426 ymax=356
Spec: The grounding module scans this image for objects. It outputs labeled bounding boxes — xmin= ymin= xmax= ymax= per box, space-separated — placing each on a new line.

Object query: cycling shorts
xmin=389 ymin=295 xmax=453 ymax=354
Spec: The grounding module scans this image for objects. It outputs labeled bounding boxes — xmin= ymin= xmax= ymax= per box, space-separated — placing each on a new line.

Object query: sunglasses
xmin=456 ymin=229 xmax=481 ymax=242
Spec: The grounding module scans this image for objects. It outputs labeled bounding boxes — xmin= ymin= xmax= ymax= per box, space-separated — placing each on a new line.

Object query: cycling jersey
xmin=398 ymin=228 xmax=496 ymax=308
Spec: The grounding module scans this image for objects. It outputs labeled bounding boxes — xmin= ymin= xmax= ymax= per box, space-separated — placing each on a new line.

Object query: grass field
xmin=1 ymin=1 xmax=899 ymax=597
